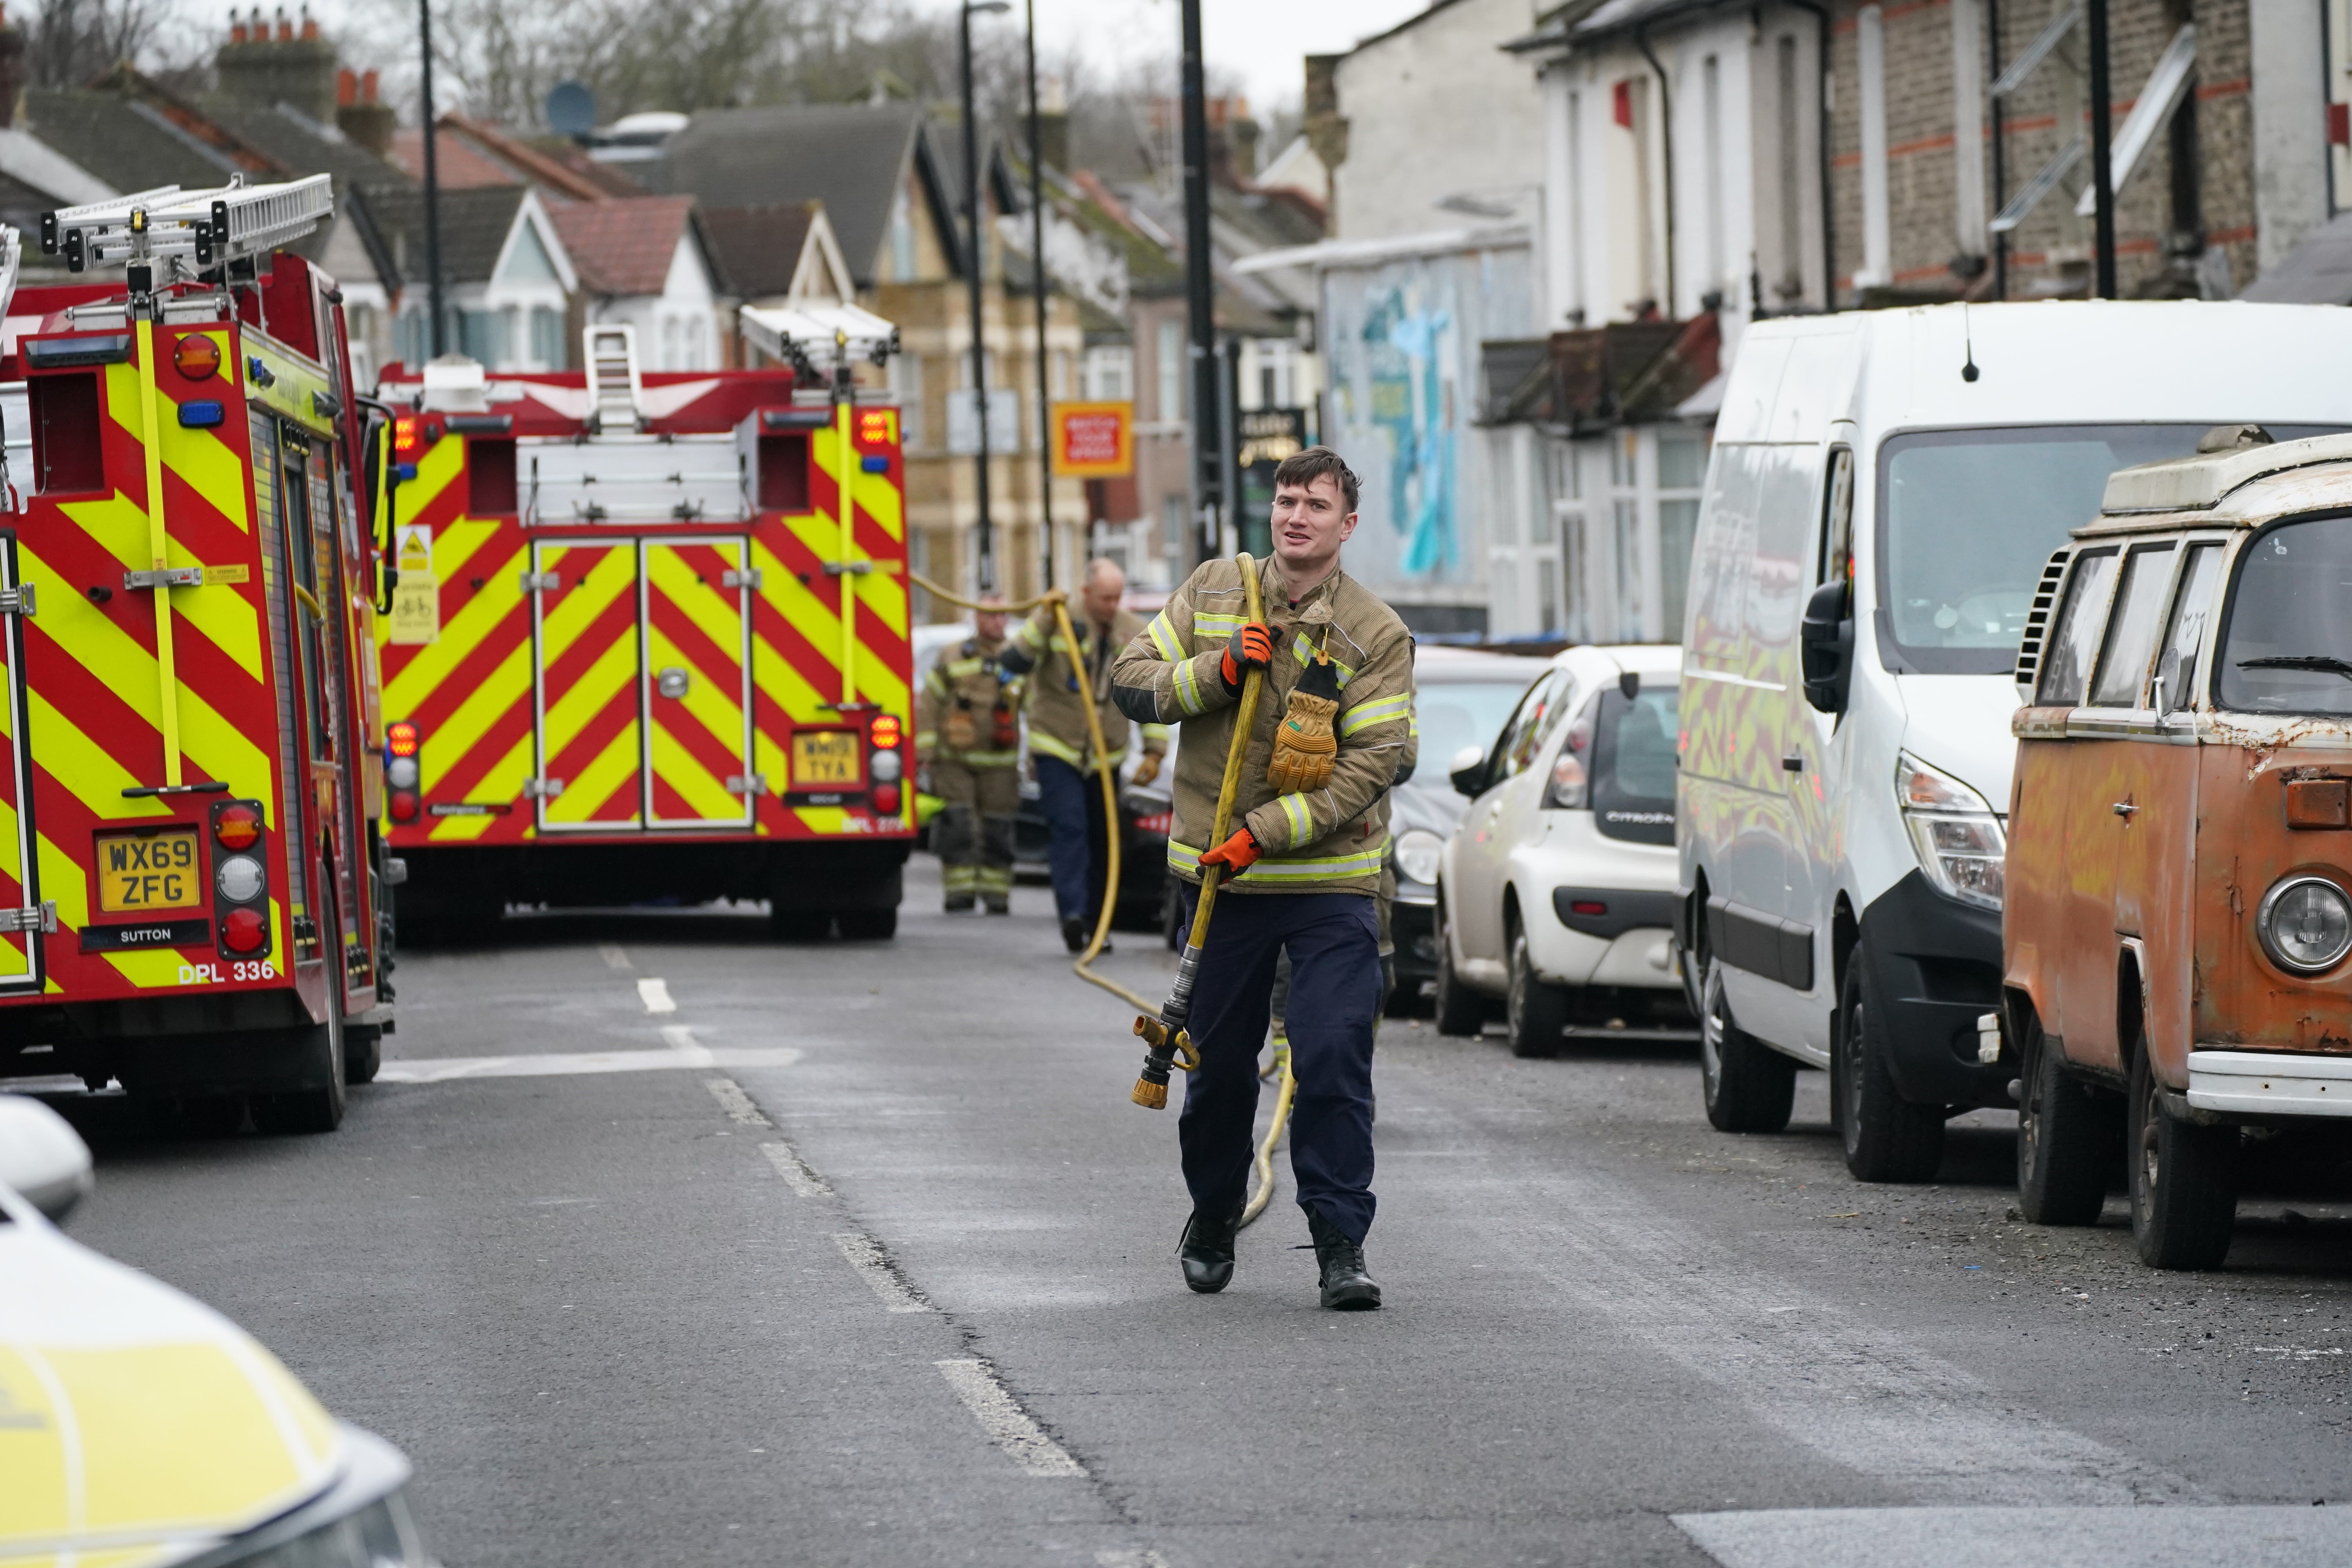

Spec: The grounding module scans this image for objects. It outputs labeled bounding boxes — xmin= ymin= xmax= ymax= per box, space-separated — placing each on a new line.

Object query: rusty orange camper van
xmin=2005 ymin=427 xmax=2352 ymax=1269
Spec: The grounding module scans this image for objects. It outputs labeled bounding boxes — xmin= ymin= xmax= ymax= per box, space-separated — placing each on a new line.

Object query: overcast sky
xmin=918 ymin=0 xmax=1434 ymax=115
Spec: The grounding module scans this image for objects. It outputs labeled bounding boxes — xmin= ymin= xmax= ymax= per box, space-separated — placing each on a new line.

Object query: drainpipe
xmin=1633 ymin=22 xmax=1677 ymax=314
xmin=1785 ymin=0 xmax=1835 ymax=310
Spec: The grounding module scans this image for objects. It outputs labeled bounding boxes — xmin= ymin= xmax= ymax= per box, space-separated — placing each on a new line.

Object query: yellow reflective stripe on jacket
xmin=942 ymin=748 xmax=1020 ymax=766
xmin=1340 ymin=691 xmax=1412 ymax=737
xmin=1146 ymin=612 xmax=1185 ymax=661
xmin=1172 ymin=654 xmax=1210 ymax=716
xmin=1166 ymin=836 xmax=1389 ymax=881
xmin=1030 ymin=730 xmax=1127 ymax=769
xmin=1292 ymin=636 xmax=1357 ymax=687
xmin=1279 ymin=791 xmax=1314 ymax=844
xmin=1141 ymin=722 xmax=1171 ymax=745
xmin=1011 ymin=616 xmax=1049 ymax=655
xmin=1194 ymin=611 xmax=1245 ymax=638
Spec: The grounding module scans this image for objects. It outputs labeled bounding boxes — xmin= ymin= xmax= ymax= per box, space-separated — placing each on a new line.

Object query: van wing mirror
xmin=1800 ymin=580 xmax=1855 ymax=715
xmin=1448 ymin=742 xmax=1488 ymax=798
xmin=0 ymin=1094 xmax=94 ymax=1224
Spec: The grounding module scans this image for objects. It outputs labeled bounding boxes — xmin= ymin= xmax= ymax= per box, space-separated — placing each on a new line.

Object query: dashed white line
xmin=832 ymin=1231 xmax=931 ymax=1313
xmin=1094 ymin=1552 xmax=1172 ymax=1568
xmin=662 ymin=1025 xmax=715 ymax=1065
xmin=704 ymin=1077 xmax=769 ymax=1126
xmin=598 ymin=943 xmax=631 ymax=971
xmin=934 ymin=1358 xmax=1086 ymax=1477
xmin=760 ymin=1140 xmax=831 ymax=1196
xmin=374 ymin=1047 xmax=800 ymax=1082
xmin=637 ymin=977 xmax=677 ymax=1014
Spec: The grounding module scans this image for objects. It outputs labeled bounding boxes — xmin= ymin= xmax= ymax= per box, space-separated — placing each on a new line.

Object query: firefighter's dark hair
xmin=1272 ymin=445 xmax=1359 ymax=514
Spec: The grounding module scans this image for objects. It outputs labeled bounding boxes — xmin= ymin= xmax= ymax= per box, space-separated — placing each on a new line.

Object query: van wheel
xmin=771 ymin=907 xmax=831 ymax=942
xmin=2129 ymin=1040 xmax=2238 ymax=1269
xmin=1700 ymin=956 xmax=1795 ymax=1132
xmin=251 ymin=962 xmax=348 ymax=1134
xmin=344 ymin=1023 xmax=383 ymax=1086
xmin=1834 ymin=957 xmax=1942 ymax=1182
xmin=1433 ymin=895 xmax=1484 ymax=1038
xmin=1506 ymin=922 xmax=1570 ymax=1058
xmin=2016 ymin=1013 xmax=2118 ymax=1225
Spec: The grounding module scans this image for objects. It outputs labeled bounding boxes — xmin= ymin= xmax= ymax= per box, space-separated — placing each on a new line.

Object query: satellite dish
xmin=545 ymin=81 xmax=595 ymax=138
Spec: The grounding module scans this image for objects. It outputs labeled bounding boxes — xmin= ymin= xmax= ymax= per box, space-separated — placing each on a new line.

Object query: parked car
xmin=1388 ymin=647 xmax=1553 ymax=1012
xmin=1677 ymin=301 xmax=2352 ymax=1183
xmin=0 ymin=1094 xmax=439 ymax=1567
xmin=1435 ymin=645 xmax=1690 ymax=1053
xmin=2006 ymin=429 xmax=2352 ymax=1269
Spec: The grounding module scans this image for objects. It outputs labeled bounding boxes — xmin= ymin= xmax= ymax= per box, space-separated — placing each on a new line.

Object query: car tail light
xmin=388 ymin=720 xmax=420 ymax=757
xmin=214 ymin=802 xmax=261 ymax=850
xmin=221 ymin=906 xmax=267 ymax=954
xmin=869 ymin=714 xmax=901 ymax=749
xmin=390 ymin=792 xmax=419 ymax=823
xmin=871 ymin=783 xmax=902 ymax=818
xmin=1133 ymin=811 xmax=1172 ymax=836
xmin=394 ymin=415 xmax=421 ymax=455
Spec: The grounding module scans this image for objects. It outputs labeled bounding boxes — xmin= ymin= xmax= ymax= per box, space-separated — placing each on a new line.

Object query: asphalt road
xmin=43 ymin=857 xmax=2352 ymax=1568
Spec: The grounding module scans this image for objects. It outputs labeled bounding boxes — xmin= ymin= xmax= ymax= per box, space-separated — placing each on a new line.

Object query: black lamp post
xmin=960 ymin=0 xmax=1011 ymax=593
xmin=419 ymin=0 xmax=446 ymax=357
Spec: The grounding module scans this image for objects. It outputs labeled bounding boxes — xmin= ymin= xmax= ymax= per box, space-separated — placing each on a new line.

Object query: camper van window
xmin=2216 ymin=516 xmax=2352 ymax=717
xmin=1878 ymin=425 xmax=2234 ymax=675
xmin=2153 ymin=543 xmax=2222 ymax=711
xmin=2036 ymin=548 xmax=2118 ymax=707
xmin=2088 ymin=544 xmax=2176 ymax=707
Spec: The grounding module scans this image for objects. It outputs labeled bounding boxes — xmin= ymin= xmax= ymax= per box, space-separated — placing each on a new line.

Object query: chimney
xmin=0 ymin=6 xmax=21 ymax=128
xmin=1303 ymin=54 xmax=1348 ymax=196
xmin=274 ymin=7 xmax=290 ymax=41
xmin=337 ymin=67 xmax=393 ymax=157
xmin=216 ymin=2 xmax=339 ymax=124
xmin=299 ymin=5 xmax=316 ymax=40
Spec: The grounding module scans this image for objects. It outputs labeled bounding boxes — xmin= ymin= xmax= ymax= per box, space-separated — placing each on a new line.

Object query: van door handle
xmin=2112 ymin=800 xmax=2137 ymax=818
xmin=1781 ymin=753 xmax=1804 ymax=773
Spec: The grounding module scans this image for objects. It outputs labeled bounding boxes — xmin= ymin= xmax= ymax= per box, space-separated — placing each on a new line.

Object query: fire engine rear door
xmin=530 ymin=541 xmax=645 ymax=831
xmin=0 ymin=534 xmax=40 ymax=990
xmin=643 ymin=537 xmax=754 ymax=828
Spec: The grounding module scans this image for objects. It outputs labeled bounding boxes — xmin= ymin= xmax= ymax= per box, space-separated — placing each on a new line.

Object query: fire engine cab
xmin=0 ymin=175 xmax=395 ymax=1132
xmin=375 ymin=305 xmax=915 ymax=940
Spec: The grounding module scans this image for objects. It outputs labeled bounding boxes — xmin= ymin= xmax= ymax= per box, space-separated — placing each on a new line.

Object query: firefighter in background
xmin=915 ymin=601 xmax=1024 ymax=914
xmin=1001 ymin=559 xmax=1168 ymax=953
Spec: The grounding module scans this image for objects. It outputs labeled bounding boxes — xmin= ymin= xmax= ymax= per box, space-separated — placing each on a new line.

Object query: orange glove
xmin=1199 ymin=827 xmax=1261 ymax=875
xmin=1220 ymin=622 xmax=1275 ymax=693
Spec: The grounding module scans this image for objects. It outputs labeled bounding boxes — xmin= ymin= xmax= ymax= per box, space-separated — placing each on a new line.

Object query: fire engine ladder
xmin=584 ymin=325 xmax=646 ymax=434
xmin=37 ymin=176 xmax=335 ymax=791
xmin=739 ymin=304 xmax=902 ymax=706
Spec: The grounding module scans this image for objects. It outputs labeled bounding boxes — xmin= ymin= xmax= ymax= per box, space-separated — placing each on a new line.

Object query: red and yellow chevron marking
xmin=646 ymin=540 xmax=751 ymax=826
xmin=535 ymin=541 xmax=642 ymax=829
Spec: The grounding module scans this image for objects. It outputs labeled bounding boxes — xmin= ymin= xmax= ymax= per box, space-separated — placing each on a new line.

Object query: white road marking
xmin=1094 ymin=1553 xmax=1171 ymax=1568
xmin=375 ymin=1047 xmax=800 ymax=1083
xmin=832 ymin=1231 xmax=931 ymax=1313
xmin=598 ymin=943 xmax=631 ymax=971
xmin=662 ymin=1025 xmax=714 ymax=1065
xmin=704 ymin=1078 xmax=769 ymax=1126
xmin=760 ymin=1140 xmax=831 ymax=1196
xmin=637 ymin=977 xmax=677 ymax=1014
xmin=1676 ymin=1506 xmax=2352 ymax=1568
xmin=934 ymin=1358 xmax=1086 ymax=1477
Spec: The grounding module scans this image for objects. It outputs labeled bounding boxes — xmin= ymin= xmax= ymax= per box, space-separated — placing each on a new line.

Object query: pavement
xmin=42 ymin=857 xmax=2352 ymax=1568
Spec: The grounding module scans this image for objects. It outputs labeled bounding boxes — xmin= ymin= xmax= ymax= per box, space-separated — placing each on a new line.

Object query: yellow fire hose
xmin=908 ymin=560 xmax=1300 ymax=1223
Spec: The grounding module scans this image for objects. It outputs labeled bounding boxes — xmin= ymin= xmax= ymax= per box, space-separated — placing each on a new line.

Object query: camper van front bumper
xmin=2185 ymin=1050 xmax=2352 ymax=1120
xmin=1858 ymin=871 xmax=2013 ymax=1108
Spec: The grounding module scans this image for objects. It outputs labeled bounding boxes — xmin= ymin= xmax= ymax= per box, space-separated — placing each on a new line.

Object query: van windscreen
xmin=2217 ymin=516 xmax=2352 ymax=717
xmin=1876 ymin=425 xmax=2338 ymax=675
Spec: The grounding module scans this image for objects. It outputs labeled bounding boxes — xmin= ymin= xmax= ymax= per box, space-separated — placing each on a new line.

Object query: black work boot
xmin=984 ymin=894 xmax=1011 ymax=915
xmin=1306 ymin=1209 xmax=1382 ymax=1310
xmin=944 ymin=893 xmax=976 ymax=913
xmin=1177 ymin=1209 xmax=1241 ymax=1294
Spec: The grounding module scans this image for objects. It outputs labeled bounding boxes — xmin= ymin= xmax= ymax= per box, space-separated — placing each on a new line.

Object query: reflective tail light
xmin=387 ymin=719 xmax=421 ymax=822
xmin=871 ymin=783 xmax=903 ymax=818
xmin=209 ymin=798 xmax=271 ymax=961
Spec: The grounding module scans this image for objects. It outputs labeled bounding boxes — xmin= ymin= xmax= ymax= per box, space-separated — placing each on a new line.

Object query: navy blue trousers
xmin=1033 ymin=755 xmax=1107 ymax=924
xmin=1178 ymin=888 xmax=1381 ymax=1243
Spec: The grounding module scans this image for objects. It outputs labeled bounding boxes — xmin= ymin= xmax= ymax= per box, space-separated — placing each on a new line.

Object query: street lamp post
xmin=1025 ymin=0 xmax=1053 ymax=591
xmin=418 ymin=0 xmax=446 ymax=357
xmin=1179 ymin=0 xmax=1220 ymax=569
xmin=960 ymin=0 xmax=1011 ymax=594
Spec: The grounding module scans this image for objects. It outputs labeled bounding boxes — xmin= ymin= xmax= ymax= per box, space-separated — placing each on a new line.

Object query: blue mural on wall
xmin=1361 ymin=287 xmax=1456 ymax=577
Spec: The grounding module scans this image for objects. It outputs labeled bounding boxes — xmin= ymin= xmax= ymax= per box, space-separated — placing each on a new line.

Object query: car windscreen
xmin=1588 ymin=685 xmax=1679 ymax=845
xmin=2215 ymin=514 xmax=2352 ymax=716
xmin=1877 ymin=425 xmax=2345 ymax=676
xmin=1418 ymin=678 xmax=1542 ymax=782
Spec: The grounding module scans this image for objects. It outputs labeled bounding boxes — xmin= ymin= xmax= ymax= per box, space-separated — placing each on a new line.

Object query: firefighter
xmin=1110 ymin=446 xmax=1415 ymax=1312
xmin=915 ymin=601 xmax=1023 ymax=914
xmin=1000 ymin=559 xmax=1167 ymax=953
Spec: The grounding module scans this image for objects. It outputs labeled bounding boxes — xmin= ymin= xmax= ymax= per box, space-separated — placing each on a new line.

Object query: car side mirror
xmin=1448 ymin=743 xmax=1487 ymax=798
xmin=1800 ymin=580 xmax=1855 ymax=715
xmin=0 ymin=1094 xmax=94 ymax=1223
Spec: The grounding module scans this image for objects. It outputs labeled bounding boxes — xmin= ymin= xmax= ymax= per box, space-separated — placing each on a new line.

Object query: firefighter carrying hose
xmin=915 ymin=600 xmax=1023 ymax=914
xmin=1110 ymin=447 xmax=1415 ymax=1311
xmin=1000 ymin=559 xmax=1167 ymax=953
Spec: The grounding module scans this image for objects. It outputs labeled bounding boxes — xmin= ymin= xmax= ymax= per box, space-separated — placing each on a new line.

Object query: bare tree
xmin=26 ymin=0 xmax=174 ymax=88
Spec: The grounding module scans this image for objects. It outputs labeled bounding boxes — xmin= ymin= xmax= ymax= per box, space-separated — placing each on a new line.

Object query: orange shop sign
xmin=1052 ymin=401 xmax=1134 ymax=478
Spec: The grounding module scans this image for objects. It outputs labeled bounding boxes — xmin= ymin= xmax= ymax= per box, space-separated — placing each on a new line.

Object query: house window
xmin=890 ymin=187 xmax=916 ymax=282
xmin=1084 ymin=345 xmax=1132 ymax=401
xmin=1156 ymin=319 xmax=1183 ymax=423
xmin=894 ymin=354 xmax=926 ymax=450
xmin=529 ymin=306 xmax=563 ymax=370
xmin=1256 ymin=339 xmax=1295 ymax=408
xmin=1657 ymin=427 xmax=1708 ymax=641
xmin=1160 ymin=491 xmax=1188 ymax=557
xmin=459 ymin=309 xmax=506 ymax=367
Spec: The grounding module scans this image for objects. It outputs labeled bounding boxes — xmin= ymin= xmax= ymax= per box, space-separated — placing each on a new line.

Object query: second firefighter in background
xmin=915 ymin=602 xmax=1022 ymax=914
xmin=1001 ymin=559 xmax=1168 ymax=953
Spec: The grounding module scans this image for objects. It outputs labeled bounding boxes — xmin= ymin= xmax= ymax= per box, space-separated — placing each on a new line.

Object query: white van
xmin=1677 ymin=301 xmax=2352 ymax=1182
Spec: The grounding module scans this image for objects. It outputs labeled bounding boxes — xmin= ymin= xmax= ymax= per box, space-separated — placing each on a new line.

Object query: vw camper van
xmin=2007 ymin=429 xmax=2352 ymax=1268
xmin=1678 ymin=302 xmax=2352 ymax=1182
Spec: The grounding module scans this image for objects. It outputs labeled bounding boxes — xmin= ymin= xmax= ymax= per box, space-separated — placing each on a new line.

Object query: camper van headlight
xmin=1896 ymin=752 xmax=2006 ymax=912
xmin=2258 ymin=875 xmax=2352 ymax=975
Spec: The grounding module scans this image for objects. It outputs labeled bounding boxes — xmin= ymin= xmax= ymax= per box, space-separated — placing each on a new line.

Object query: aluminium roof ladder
xmin=583 ymin=323 xmax=646 ymax=434
xmin=38 ymin=174 xmax=334 ymax=277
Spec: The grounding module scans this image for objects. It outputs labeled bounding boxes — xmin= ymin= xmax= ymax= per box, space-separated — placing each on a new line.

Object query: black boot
xmin=1177 ymin=1209 xmax=1240 ymax=1294
xmin=1307 ymin=1209 xmax=1382 ymax=1310
xmin=1062 ymin=918 xmax=1111 ymax=955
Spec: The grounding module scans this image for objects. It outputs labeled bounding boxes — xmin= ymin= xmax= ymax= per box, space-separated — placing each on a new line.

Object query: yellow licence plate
xmin=96 ymin=828 xmax=203 ymax=913
xmin=792 ymin=731 xmax=862 ymax=788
